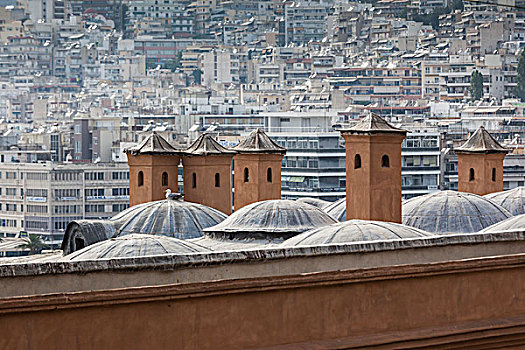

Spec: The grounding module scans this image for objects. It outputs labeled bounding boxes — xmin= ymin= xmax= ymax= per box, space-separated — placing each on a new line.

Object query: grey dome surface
xmin=61 ymin=198 xmax=227 ymax=255
xmin=203 ymin=199 xmax=337 ymax=239
xmin=111 ymin=198 xmax=227 ymax=239
xmin=64 ymin=234 xmax=211 ymax=260
xmin=402 ymin=190 xmax=511 ymax=234
xmin=61 ymin=220 xmax=116 ymax=255
xmin=480 ymin=213 xmax=525 ymax=233
xmin=323 ymin=198 xmax=346 ymax=222
xmin=282 ymin=219 xmax=433 ymax=246
xmin=190 ymin=236 xmax=279 ymax=251
xmin=296 ymin=197 xmax=330 ymax=209
xmin=484 ymin=187 xmax=525 ymax=216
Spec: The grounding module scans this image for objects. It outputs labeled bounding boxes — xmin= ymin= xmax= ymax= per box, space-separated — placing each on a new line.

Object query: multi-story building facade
xmin=401 ymin=131 xmax=441 ymax=199
xmin=329 ymin=64 xmax=422 ymax=105
xmin=0 ymin=162 xmax=130 ymax=248
xmin=284 ymin=0 xmax=334 ymax=45
xmin=271 ymin=131 xmax=346 ymax=201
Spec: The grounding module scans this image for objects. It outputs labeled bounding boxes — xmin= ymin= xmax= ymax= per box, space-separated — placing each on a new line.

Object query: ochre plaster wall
xmin=233 ymin=153 xmax=283 ymax=210
xmin=182 ymin=155 xmax=233 ymax=214
xmin=343 ymin=133 xmax=405 ymax=223
xmin=1 ymin=256 xmax=525 ymax=349
xmin=458 ymin=153 xmax=506 ymax=196
xmin=127 ymin=154 xmax=180 ymax=207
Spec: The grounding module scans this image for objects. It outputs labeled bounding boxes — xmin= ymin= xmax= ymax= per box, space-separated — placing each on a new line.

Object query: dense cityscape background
xmin=0 ymin=0 xmax=524 ymax=249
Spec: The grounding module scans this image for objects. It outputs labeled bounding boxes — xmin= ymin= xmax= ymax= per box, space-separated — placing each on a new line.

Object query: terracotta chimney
xmin=455 ymin=126 xmax=508 ymax=196
xmin=231 ymin=129 xmax=286 ymax=210
xmin=182 ymin=133 xmax=236 ymax=214
xmin=340 ymin=113 xmax=407 ymax=223
xmin=125 ymin=132 xmax=181 ymax=207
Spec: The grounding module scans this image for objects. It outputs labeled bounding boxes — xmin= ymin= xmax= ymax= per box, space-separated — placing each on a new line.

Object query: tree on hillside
xmin=514 ymin=49 xmax=525 ymax=101
xmin=192 ymin=69 xmax=202 ymax=85
xmin=469 ymin=70 xmax=484 ymax=101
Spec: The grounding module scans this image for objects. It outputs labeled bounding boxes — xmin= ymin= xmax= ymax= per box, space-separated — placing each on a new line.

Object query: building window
xmin=381 ymin=155 xmax=390 ymax=168
xmin=469 ymin=168 xmax=475 ymax=181
xmin=162 ymin=172 xmax=168 ymax=186
xmin=492 ymin=168 xmax=496 ymax=182
xmin=138 ymin=171 xmax=144 ymax=187
xmin=215 ymin=173 xmax=220 ymax=187
xmin=354 ymin=154 xmax=361 ymax=169
xmin=192 ymin=173 xmax=196 ymax=188
xmin=267 ymin=168 xmax=272 ymax=183
xmin=244 ymin=167 xmax=249 ymax=182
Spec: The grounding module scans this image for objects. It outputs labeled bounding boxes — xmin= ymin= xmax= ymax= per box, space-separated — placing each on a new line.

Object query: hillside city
xmin=0 ymin=0 xmax=524 ymax=251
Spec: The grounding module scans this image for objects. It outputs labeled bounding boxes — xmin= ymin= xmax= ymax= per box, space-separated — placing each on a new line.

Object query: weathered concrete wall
xmin=128 ymin=154 xmax=180 ymax=207
xmin=182 ymin=155 xmax=233 ymax=214
xmin=458 ymin=153 xmax=505 ymax=196
xmin=1 ymin=253 xmax=525 ymax=349
xmin=2 ymin=232 xmax=525 ymax=298
xmin=343 ymin=133 xmax=405 ymax=223
xmin=233 ymin=153 xmax=283 ymax=210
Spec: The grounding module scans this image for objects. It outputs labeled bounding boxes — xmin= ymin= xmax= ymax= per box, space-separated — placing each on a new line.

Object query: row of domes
xmin=313 ymin=188 xmax=525 ymax=234
xmin=61 ymin=187 xmax=525 ymax=260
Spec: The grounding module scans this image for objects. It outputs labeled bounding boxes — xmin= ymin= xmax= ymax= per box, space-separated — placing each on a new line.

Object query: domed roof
xmin=480 ymin=213 xmax=525 ymax=233
xmin=484 ymin=187 xmax=525 ymax=216
xmin=111 ymin=198 xmax=227 ymax=239
xmin=282 ymin=220 xmax=432 ymax=246
xmin=203 ymin=199 xmax=337 ymax=240
xmin=296 ymin=197 xmax=330 ymax=209
xmin=61 ymin=198 xmax=227 ymax=255
xmin=64 ymin=234 xmax=211 ymax=260
xmin=402 ymin=190 xmax=511 ymax=234
xmin=323 ymin=198 xmax=346 ymax=222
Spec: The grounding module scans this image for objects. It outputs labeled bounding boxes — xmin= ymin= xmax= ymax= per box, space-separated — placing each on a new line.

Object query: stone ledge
xmin=0 ymin=230 xmax=524 ymax=278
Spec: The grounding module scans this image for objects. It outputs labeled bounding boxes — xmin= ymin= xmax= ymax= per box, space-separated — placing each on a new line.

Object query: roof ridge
xmin=341 ymin=112 xmax=407 ymax=135
xmin=232 ymin=128 xmax=286 ymax=154
xmin=184 ymin=133 xmax=236 ymax=156
xmin=455 ymin=126 xmax=508 ymax=154
xmin=125 ymin=132 xmax=180 ymax=155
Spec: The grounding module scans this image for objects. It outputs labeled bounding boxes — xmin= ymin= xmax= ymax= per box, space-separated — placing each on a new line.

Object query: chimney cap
xmin=125 ymin=131 xmax=181 ymax=156
xmin=454 ymin=126 xmax=509 ymax=154
xmin=232 ymin=128 xmax=287 ymax=154
xmin=184 ymin=133 xmax=237 ymax=156
xmin=341 ymin=113 xmax=407 ymax=135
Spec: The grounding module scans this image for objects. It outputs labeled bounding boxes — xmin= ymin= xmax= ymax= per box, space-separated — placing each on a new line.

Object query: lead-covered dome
xmin=480 ymin=213 xmax=525 ymax=233
xmin=203 ymin=199 xmax=337 ymax=240
xmin=64 ymin=234 xmax=211 ymax=260
xmin=62 ymin=198 xmax=227 ymax=255
xmin=484 ymin=187 xmax=525 ymax=216
xmin=282 ymin=219 xmax=432 ymax=246
xmin=111 ymin=198 xmax=227 ymax=238
xmin=402 ymin=190 xmax=511 ymax=234
xmin=296 ymin=197 xmax=330 ymax=209
xmin=323 ymin=198 xmax=346 ymax=222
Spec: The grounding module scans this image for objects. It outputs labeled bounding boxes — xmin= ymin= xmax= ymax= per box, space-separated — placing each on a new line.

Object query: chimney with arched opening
xmin=125 ymin=132 xmax=181 ymax=207
xmin=455 ymin=126 xmax=508 ymax=196
xmin=340 ymin=113 xmax=407 ymax=223
xmin=231 ymin=129 xmax=286 ymax=210
xmin=182 ymin=133 xmax=236 ymax=214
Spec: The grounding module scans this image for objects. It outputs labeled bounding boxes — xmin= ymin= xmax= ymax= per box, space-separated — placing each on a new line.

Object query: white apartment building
xmin=0 ymin=162 xmax=130 ymax=248
xmin=199 ymin=49 xmax=240 ymax=88
xmin=284 ymin=0 xmax=334 ymax=45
